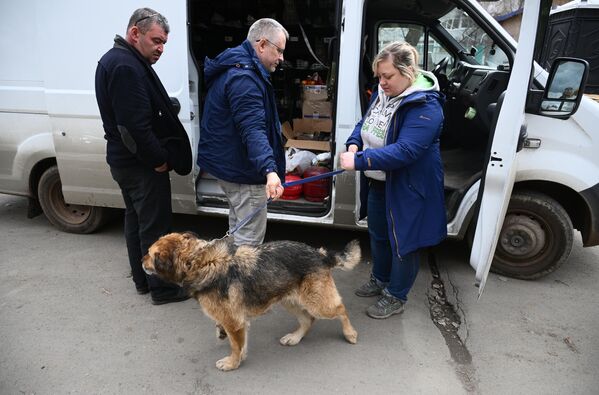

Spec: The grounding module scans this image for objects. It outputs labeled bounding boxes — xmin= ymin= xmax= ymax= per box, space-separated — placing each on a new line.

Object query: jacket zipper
xmin=387 ymin=112 xmax=402 ymax=260
xmin=388 ymin=207 xmax=402 ymax=260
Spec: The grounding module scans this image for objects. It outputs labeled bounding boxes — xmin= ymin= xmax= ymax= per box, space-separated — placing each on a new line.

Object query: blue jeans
xmin=367 ymin=181 xmax=420 ymax=301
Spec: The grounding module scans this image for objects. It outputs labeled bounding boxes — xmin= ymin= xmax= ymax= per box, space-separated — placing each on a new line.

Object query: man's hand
xmin=154 ymin=162 xmax=168 ymax=172
xmin=266 ymin=172 xmax=284 ymax=200
xmin=339 ymin=152 xmax=356 ymax=170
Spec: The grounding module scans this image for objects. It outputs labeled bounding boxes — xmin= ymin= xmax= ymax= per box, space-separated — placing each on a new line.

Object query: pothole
xmin=426 ymin=249 xmax=479 ymax=393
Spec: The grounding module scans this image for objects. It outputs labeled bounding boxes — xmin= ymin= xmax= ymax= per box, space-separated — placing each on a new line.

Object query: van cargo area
xmin=190 ymin=0 xmax=339 ymax=217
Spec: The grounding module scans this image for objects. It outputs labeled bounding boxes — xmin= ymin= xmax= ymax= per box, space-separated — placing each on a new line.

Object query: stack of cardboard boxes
xmin=281 ymin=84 xmax=332 ymax=152
xmin=301 ymin=84 xmax=331 ymax=120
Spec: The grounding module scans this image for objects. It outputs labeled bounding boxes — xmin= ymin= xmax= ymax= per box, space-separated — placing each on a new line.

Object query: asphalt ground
xmin=1 ymin=193 xmax=597 ymax=394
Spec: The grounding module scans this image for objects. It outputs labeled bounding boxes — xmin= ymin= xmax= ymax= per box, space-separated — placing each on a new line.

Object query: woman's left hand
xmin=339 ymin=152 xmax=356 ymax=170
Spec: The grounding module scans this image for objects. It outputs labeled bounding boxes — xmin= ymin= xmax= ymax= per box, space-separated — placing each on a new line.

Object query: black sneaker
xmin=366 ymin=289 xmax=405 ymax=319
xmin=151 ymin=288 xmax=190 ymax=305
xmin=355 ymin=274 xmax=386 ymax=297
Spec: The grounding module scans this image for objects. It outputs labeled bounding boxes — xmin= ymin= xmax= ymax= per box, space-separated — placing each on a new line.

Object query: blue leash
xmin=223 ymin=169 xmax=345 ymax=239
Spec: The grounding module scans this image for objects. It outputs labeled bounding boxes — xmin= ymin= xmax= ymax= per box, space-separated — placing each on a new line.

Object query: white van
xmin=0 ymin=0 xmax=596 ymax=292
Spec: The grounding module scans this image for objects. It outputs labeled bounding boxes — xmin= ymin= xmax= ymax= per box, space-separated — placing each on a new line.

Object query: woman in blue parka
xmin=340 ymin=42 xmax=447 ymax=319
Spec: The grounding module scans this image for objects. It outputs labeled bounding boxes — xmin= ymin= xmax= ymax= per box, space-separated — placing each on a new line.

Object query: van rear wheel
xmin=37 ymin=165 xmax=106 ymax=233
xmin=491 ymin=191 xmax=573 ymax=279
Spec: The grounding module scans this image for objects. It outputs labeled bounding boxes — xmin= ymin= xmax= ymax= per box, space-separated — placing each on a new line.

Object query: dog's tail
xmin=331 ymin=239 xmax=361 ymax=271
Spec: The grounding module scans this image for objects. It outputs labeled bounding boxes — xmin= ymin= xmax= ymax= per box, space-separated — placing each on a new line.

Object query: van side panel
xmin=32 ymin=0 xmax=196 ymax=212
xmin=0 ymin=1 xmax=54 ymax=195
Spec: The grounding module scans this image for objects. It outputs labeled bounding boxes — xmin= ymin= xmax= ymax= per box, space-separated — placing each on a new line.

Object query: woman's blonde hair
xmin=372 ymin=41 xmax=419 ymax=83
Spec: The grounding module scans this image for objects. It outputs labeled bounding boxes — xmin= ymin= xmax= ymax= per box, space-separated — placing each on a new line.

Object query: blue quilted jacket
xmin=346 ymin=86 xmax=447 ymax=257
xmin=197 ymin=40 xmax=285 ymax=184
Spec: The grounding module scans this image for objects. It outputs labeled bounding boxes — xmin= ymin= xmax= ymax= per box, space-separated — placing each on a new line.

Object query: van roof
xmin=367 ymin=0 xmax=455 ymax=21
xmin=551 ymin=0 xmax=599 ymax=14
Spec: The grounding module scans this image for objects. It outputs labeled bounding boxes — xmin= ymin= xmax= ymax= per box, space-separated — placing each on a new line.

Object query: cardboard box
xmin=292 ymin=118 xmax=332 ymax=133
xmin=281 ymin=118 xmax=332 ymax=152
xmin=302 ymin=100 xmax=332 ymax=119
xmin=302 ymin=84 xmax=328 ymax=101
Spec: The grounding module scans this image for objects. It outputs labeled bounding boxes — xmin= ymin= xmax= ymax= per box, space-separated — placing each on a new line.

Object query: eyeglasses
xmin=257 ymin=38 xmax=285 ymax=55
xmin=134 ymin=13 xmax=158 ymax=26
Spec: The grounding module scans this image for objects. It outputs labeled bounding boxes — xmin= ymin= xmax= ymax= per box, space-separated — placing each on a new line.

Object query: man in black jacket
xmin=95 ymin=8 xmax=192 ymax=305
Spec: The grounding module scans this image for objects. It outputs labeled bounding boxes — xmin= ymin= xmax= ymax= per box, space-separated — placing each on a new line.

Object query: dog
xmin=142 ymin=232 xmax=361 ymax=371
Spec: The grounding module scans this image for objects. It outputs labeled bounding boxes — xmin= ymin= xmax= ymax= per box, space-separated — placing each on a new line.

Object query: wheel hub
xmin=49 ymin=182 xmax=92 ymax=225
xmin=499 ymin=214 xmax=546 ymax=259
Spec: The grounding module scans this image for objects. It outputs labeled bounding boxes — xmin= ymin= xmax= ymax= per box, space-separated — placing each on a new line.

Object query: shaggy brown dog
xmin=142 ymin=232 xmax=361 ymax=371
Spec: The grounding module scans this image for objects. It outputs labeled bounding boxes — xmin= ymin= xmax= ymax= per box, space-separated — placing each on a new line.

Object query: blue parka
xmin=346 ymin=84 xmax=447 ymax=257
xmin=197 ymin=40 xmax=285 ymax=184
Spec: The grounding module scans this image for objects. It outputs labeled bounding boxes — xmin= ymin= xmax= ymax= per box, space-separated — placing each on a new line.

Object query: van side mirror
xmin=539 ymin=57 xmax=588 ymax=118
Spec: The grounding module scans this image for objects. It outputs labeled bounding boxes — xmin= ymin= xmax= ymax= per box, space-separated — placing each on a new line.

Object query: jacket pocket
xmin=407 ymin=170 xmax=426 ymax=199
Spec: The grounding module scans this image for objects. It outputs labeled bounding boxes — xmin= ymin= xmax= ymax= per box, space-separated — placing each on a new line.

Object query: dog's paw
xmin=344 ymin=329 xmax=358 ymax=344
xmin=216 ymin=356 xmax=240 ymax=371
xmin=279 ymin=333 xmax=303 ymax=346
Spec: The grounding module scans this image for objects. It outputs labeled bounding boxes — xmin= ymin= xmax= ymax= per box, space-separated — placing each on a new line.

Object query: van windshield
xmin=439 ymin=8 xmax=509 ymax=68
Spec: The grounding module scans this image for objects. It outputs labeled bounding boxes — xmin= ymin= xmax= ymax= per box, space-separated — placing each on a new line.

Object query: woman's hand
xmin=348 ymin=144 xmax=359 ymax=153
xmin=339 ymin=152 xmax=356 ymax=170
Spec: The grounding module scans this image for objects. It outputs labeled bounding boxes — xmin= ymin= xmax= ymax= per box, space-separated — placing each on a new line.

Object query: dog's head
xmin=142 ymin=232 xmax=209 ymax=286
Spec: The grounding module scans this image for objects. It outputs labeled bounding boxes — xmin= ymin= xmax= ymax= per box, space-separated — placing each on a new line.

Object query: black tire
xmin=490 ymin=191 xmax=573 ymax=279
xmin=37 ymin=165 xmax=106 ymax=234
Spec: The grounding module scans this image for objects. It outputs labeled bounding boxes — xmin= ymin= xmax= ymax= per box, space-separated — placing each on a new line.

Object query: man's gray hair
xmin=247 ymin=18 xmax=289 ymax=43
xmin=127 ymin=7 xmax=170 ymax=35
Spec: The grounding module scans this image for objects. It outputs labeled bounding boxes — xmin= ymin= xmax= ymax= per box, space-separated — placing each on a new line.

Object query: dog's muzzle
xmin=142 ymin=256 xmax=156 ymax=276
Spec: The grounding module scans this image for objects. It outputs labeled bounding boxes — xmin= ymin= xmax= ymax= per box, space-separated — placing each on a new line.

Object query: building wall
xmin=502 ymin=14 xmax=523 ymax=40
xmin=480 ymin=0 xmax=572 ymax=39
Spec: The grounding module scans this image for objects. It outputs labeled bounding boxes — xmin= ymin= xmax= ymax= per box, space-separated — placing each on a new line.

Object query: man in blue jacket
xmin=95 ymin=8 xmax=191 ymax=305
xmin=197 ymin=18 xmax=287 ymax=246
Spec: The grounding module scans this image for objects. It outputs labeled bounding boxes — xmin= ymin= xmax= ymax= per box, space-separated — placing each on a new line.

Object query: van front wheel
xmin=37 ymin=165 xmax=106 ymax=233
xmin=492 ymin=191 xmax=573 ymax=279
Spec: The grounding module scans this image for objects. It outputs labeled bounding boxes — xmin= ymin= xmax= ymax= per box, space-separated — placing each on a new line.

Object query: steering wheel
xmin=432 ymin=56 xmax=450 ymax=78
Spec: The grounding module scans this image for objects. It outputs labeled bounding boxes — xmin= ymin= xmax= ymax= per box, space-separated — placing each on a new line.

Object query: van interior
xmin=190 ymin=0 xmax=513 ymax=223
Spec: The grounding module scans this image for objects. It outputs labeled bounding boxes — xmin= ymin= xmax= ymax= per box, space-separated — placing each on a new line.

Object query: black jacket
xmin=95 ymin=35 xmax=192 ymax=175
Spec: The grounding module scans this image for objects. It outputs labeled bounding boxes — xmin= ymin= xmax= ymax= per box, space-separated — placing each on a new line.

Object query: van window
xmin=439 ymin=9 xmax=509 ymax=68
xmin=428 ymin=35 xmax=452 ymax=72
xmin=377 ymin=23 xmax=452 ymax=71
xmin=377 ymin=23 xmax=425 ymax=68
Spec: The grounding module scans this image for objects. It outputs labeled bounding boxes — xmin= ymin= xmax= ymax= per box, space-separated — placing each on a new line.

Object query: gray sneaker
xmin=355 ymin=274 xmax=386 ymax=297
xmin=366 ymin=289 xmax=405 ymax=319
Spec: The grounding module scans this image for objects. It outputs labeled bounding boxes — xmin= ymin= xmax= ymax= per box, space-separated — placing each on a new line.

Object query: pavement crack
xmin=426 ymin=248 xmax=479 ymax=394
xmin=444 ymin=264 xmax=470 ymax=345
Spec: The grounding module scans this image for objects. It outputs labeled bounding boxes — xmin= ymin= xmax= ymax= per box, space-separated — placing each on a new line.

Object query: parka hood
xmin=204 ymin=40 xmax=270 ymax=88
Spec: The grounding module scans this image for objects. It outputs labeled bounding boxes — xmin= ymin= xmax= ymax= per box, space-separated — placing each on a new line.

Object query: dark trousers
xmin=110 ymin=165 xmax=179 ymax=296
xmin=367 ymin=180 xmax=420 ymax=302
